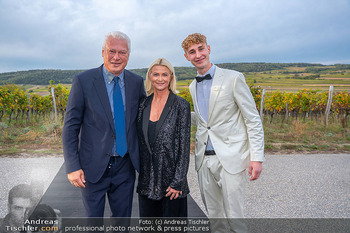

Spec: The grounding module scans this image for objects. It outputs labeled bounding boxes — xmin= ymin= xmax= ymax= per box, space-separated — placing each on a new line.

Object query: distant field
xmin=19 ymin=65 xmax=350 ymax=95
xmin=22 ymin=84 xmax=71 ymax=96
xmin=244 ymin=66 xmax=350 ymax=93
xmin=23 ymin=79 xmax=349 ymax=96
xmin=178 ymin=67 xmax=350 ymax=93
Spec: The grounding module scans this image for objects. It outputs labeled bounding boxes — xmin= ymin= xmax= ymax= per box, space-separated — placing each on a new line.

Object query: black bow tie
xmin=196 ymin=74 xmax=212 ymax=83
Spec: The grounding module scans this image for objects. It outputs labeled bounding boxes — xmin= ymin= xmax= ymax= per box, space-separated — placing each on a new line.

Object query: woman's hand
xmin=165 ymin=186 xmax=182 ymax=200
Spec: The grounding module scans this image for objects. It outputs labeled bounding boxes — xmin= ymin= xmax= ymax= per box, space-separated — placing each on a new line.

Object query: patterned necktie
xmin=196 ymin=73 xmax=212 ymax=83
xmin=113 ymin=77 xmax=127 ymax=157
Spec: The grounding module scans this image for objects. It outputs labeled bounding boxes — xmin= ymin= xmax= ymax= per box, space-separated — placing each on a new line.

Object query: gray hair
xmin=102 ymin=31 xmax=131 ymax=53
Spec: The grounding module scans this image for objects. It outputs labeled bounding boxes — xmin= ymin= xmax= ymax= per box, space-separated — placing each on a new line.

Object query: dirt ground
xmin=1 ymin=146 xmax=349 ymax=158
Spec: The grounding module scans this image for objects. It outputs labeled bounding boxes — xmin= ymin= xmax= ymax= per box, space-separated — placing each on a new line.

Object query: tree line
xmin=1 ymin=63 xmax=349 ymax=85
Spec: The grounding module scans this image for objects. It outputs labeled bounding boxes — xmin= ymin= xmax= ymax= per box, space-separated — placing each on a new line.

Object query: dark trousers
xmin=138 ymin=194 xmax=188 ymax=217
xmin=81 ymin=155 xmax=135 ymax=217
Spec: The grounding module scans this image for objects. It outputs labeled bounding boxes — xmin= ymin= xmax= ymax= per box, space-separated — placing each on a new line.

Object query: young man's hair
xmin=8 ymin=184 xmax=33 ymax=204
xmin=181 ymin=33 xmax=207 ymax=51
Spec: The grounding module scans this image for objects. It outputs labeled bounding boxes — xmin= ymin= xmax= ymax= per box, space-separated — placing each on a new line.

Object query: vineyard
xmin=0 ymin=82 xmax=69 ymax=124
xmin=0 ymin=83 xmax=349 ymax=155
xmin=249 ymin=86 xmax=350 ymax=127
xmin=179 ymin=86 xmax=350 ymax=127
xmin=0 ymin=83 xmax=349 ymax=128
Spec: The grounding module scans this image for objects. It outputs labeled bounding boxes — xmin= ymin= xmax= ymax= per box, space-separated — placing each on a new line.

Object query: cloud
xmin=0 ymin=0 xmax=349 ymax=72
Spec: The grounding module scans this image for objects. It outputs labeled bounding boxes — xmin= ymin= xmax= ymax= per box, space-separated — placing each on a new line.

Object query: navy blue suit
xmin=62 ymin=65 xmax=146 ymax=217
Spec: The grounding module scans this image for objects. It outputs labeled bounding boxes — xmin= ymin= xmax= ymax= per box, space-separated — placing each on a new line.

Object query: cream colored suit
xmin=189 ymin=66 xmax=264 ymax=174
xmin=189 ymin=66 xmax=264 ymax=232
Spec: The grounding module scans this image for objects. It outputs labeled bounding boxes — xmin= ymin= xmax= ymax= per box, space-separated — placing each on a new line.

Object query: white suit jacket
xmin=189 ymin=67 xmax=264 ymax=174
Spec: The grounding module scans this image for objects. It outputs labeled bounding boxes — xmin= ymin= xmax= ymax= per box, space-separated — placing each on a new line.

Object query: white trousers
xmin=198 ymin=155 xmax=248 ymax=233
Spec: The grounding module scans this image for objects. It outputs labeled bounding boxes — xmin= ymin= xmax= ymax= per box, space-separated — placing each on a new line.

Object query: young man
xmin=182 ymin=33 xmax=264 ymax=232
xmin=63 ymin=31 xmax=146 ymax=218
xmin=1 ymin=184 xmax=34 ymax=233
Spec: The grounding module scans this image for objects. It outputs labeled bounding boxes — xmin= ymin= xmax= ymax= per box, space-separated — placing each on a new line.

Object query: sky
xmin=0 ymin=0 xmax=350 ymax=73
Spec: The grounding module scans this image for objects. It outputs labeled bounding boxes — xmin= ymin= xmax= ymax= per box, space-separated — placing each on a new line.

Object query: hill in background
xmin=1 ymin=62 xmax=349 ymax=85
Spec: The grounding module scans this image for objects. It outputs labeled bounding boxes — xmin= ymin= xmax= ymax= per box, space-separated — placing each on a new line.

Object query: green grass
xmin=1 ymin=113 xmax=349 ymax=156
xmin=262 ymin=115 xmax=350 ymax=154
xmin=0 ymin=117 xmax=64 ymax=156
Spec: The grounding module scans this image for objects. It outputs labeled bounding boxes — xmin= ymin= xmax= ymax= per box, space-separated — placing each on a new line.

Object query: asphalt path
xmin=244 ymin=153 xmax=350 ymax=218
xmin=1 ymin=153 xmax=349 ymax=219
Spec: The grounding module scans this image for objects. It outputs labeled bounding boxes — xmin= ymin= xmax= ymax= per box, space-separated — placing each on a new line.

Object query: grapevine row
xmin=0 ymin=83 xmax=69 ymax=123
xmin=247 ymin=86 xmax=349 ymax=127
xmin=0 ymin=84 xmax=349 ymax=127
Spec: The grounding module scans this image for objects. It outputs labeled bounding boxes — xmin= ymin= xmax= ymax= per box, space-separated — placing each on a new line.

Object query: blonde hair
xmin=145 ymin=58 xmax=177 ymax=96
xmin=181 ymin=33 xmax=207 ymax=52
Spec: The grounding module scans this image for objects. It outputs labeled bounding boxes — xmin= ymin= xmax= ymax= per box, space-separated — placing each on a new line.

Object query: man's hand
xmin=165 ymin=186 xmax=182 ymax=200
xmin=67 ymin=169 xmax=86 ymax=188
xmin=248 ymin=161 xmax=263 ymax=181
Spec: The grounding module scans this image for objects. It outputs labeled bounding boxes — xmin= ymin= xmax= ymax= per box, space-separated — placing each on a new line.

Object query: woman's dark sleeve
xmin=169 ymin=99 xmax=191 ymax=191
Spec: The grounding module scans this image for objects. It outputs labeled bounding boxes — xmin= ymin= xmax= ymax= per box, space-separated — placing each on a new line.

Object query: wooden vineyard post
xmin=260 ymin=89 xmax=266 ymax=122
xmin=325 ymin=85 xmax=333 ymax=126
xmin=27 ymin=94 xmax=31 ymax=122
xmin=51 ymin=87 xmax=58 ymax=123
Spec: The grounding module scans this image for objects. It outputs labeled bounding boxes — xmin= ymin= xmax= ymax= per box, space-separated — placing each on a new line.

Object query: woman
xmin=136 ymin=58 xmax=191 ymax=217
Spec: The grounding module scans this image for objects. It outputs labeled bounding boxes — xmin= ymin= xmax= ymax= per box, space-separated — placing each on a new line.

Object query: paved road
xmin=190 ymin=153 xmax=350 ymax=218
xmin=1 ymin=153 xmax=350 ymax=219
xmin=244 ymin=153 xmax=350 ymax=218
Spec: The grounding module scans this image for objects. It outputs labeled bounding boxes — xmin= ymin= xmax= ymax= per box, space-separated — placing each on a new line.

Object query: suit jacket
xmin=62 ymin=65 xmax=146 ymax=183
xmin=136 ymin=91 xmax=191 ymax=200
xmin=189 ymin=66 xmax=264 ymax=175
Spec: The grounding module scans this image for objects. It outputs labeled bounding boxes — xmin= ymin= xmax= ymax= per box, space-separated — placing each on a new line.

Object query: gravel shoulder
xmin=1 ymin=153 xmax=349 ymax=219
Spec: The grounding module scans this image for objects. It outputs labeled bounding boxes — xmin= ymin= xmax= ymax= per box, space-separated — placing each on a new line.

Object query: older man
xmin=63 ymin=31 xmax=146 ymax=217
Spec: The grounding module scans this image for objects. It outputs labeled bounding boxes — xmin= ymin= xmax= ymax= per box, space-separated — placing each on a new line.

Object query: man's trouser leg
xmin=198 ymin=155 xmax=248 ymax=233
